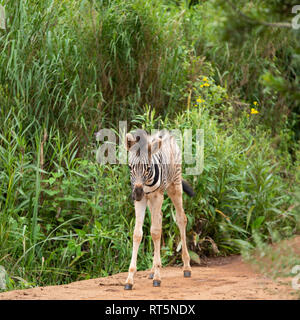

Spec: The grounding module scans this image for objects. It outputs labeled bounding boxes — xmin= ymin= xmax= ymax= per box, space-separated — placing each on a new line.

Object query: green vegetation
xmin=242 ymin=232 xmax=300 ymax=299
xmin=0 ymin=0 xmax=299 ymax=291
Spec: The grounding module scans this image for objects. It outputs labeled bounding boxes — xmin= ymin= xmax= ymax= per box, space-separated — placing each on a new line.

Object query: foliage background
xmin=0 ymin=0 xmax=299 ymax=290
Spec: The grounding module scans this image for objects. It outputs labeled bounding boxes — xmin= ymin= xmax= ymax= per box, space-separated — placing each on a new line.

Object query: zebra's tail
xmin=182 ymin=179 xmax=195 ymax=197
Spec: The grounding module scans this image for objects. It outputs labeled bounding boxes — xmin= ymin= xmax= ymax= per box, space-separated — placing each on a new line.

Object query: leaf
xmin=43 ymin=189 xmax=60 ymax=196
xmin=48 ymin=177 xmax=56 ymax=185
xmin=176 ymin=240 xmax=182 ymax=252
xmin=215 ymin=208 xmax=230 ymax=221
xmin=231 ymin=239 xmax=254 ymax=251
xmin=251 ymin=216 xmax=265 ymax=230
xmin=68 ymin=252 xmax=86 ymax=267
xmin=94 ymin=221 xmax=102 ymax=232
xmin=206 ymin=236 xmax=220 ymax=254
xmin=246 ymin=205 xmax=255 ymax=230
xmin=188 ymin=250 xmax=201 ymax=264
xmin=52 ymin=172 xmax=64 ymax=179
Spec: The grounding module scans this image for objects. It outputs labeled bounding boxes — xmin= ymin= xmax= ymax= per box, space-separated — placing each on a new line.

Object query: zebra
xmin=124 ymin=129 xmax=195 ymax=290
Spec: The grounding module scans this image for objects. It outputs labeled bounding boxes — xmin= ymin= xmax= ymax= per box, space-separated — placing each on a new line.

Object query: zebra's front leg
xmin=124 ymin=197 xmax=147 ymax=290
xmin=148 ymin=211 xmax=163 ymax=280
xmin=148 ymin=193 xmax=164 ymax=287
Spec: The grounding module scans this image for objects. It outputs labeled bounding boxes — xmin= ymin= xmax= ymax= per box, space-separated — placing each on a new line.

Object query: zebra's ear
xmin=149 ymin=138 xmax=162 ymax=155
xmin=125 ymin=133 xmax=137 ymax=151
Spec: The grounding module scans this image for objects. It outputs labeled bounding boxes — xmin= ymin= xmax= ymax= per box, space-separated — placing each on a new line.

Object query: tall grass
xmin=0 ymin=101 xmax=298 ymax=290
xmin=0 ymin=0 xmax=194 ymax=140
xmin=0 ymin=0 xmax=299 ymax=291
xmin=184 ymin=0 xmax=299 ymax=140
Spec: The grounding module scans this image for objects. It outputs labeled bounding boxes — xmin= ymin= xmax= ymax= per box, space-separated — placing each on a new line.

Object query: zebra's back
xmin=149 ymin=130 xmax=182 ymax=192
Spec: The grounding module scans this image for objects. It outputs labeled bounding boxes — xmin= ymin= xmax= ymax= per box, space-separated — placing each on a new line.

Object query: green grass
xmin=241 ymin=232 xmax=300 ymax=299
xmin=0 ymin=0 xmax=299 ymax=291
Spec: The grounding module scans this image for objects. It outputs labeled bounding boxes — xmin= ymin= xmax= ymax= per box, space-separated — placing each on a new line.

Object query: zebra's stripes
xmin=126 ymin=129 xmax=182 ymax=197
xmin=124 ymin=128 xmax=194 ymax=289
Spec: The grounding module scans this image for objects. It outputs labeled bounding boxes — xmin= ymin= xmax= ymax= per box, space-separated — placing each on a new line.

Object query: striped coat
xmin=127 ymin=129 xmax=182 ymax=196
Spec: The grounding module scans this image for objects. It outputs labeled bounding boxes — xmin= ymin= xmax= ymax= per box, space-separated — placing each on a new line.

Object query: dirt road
xmin=0 ymin=255 xmax=296 ymax=300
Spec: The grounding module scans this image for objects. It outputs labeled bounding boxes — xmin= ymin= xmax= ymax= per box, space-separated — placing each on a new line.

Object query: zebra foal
xmin=124 ymin=129 xmax=195 ymax=290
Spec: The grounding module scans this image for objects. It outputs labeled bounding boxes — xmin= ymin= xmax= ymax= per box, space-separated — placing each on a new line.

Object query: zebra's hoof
xmin=153 ymin=280 xmax=161 ymax=287
xmin=148 ymin=273 xmax=154 ymax=279
xmin=183 ymin=270 xmax=191 ymax=278
xmin=124 ymin=284 xmax=133 ymax=290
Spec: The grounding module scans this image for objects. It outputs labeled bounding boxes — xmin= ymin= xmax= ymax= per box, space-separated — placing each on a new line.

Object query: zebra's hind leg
xmin=148 ymin=192 xmax=164 ymax=287
xmin=167 ymin=183 xmax=192 ymax=278
xmin=125 ymin=197 xmax=147 ymax=290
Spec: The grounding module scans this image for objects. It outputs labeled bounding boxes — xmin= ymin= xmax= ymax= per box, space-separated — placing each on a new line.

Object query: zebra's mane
xmin=128 ymin=129 xmax=171 ymax=165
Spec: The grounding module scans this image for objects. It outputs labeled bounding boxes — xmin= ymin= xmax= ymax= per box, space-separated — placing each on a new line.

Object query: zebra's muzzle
xmin=132 ymin=186 xmax=144 ymax=201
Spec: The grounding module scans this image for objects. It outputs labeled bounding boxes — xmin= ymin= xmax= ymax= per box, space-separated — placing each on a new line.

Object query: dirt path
xmin=0 ymin=255 xmax=296 ymax=300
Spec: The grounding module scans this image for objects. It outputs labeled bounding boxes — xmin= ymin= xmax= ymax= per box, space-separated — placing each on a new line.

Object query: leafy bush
xmin=0 ymin=0 xmax=299 ymax=291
